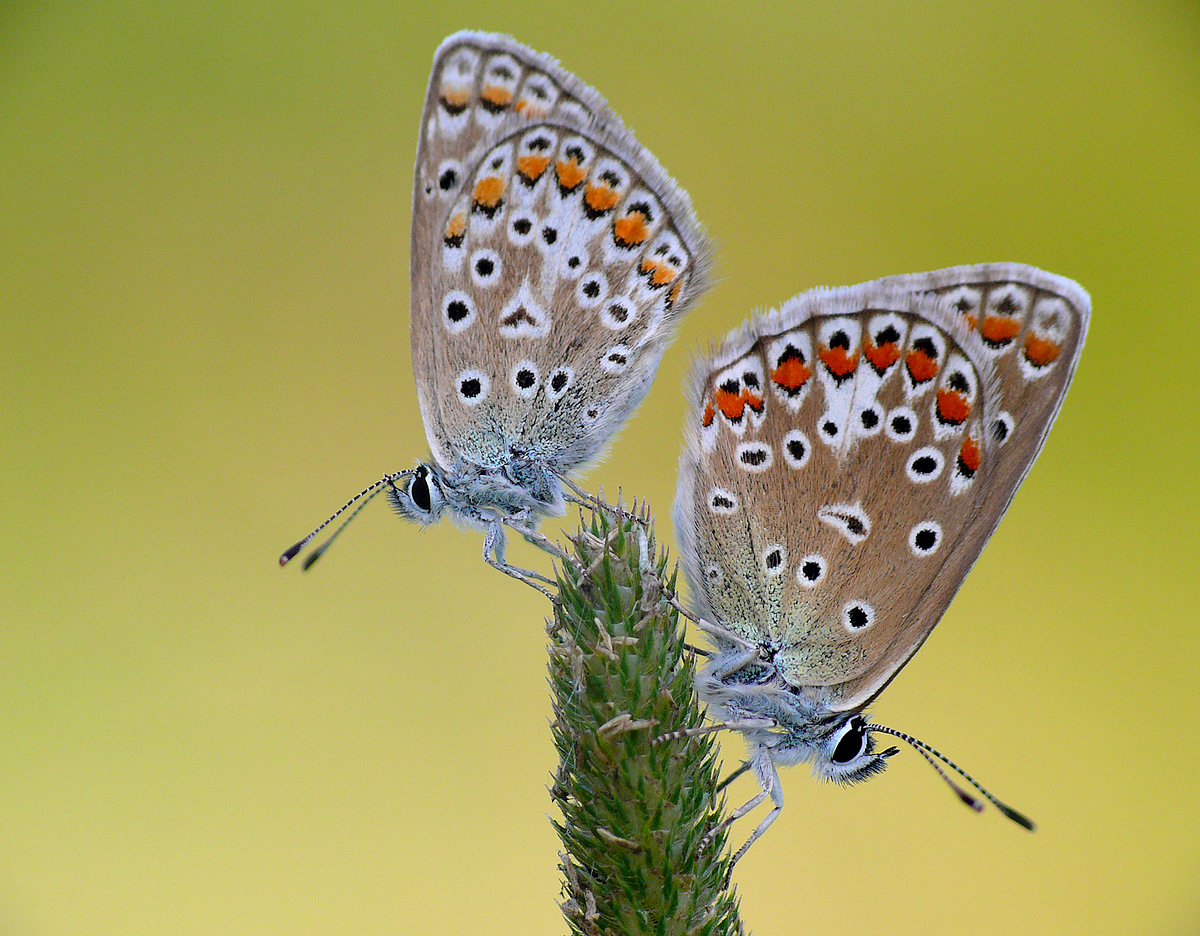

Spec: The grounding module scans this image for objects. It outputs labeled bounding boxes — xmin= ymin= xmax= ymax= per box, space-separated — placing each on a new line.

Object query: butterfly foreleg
xmin=502 ymin=514 xmax=575 ymax=566
xmin=650 ymin=716 xmax=775 ymax=746
xmin=481 ymin=520 xmax=559 ymax=602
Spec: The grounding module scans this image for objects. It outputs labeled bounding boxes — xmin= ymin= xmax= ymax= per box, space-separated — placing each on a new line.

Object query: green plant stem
xmin=548 ymin=502 xmax=742 ymax=936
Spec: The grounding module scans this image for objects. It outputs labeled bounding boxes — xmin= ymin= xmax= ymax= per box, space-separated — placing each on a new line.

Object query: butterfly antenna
xmin=868 ymin=723 xmax=1035 ymax=831
xmin=279 ymin=472 xmax=409 ymax=569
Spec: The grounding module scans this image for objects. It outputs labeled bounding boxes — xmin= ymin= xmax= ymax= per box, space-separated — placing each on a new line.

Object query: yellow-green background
xmin=3 ymin=2 xmax=1197 ymax=933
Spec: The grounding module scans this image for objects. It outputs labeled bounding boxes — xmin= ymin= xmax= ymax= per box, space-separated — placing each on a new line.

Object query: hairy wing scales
xmin=676 ymin=266 xmax=1088 ymax=711
xmin=412 ymin=32 xmax=710 ymax=477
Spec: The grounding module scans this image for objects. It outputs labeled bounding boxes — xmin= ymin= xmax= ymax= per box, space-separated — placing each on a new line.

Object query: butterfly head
xmin=386 ymin=463 xmax=449 ymax=526
xmin=809 ymin=714 xmax=897 ymax=785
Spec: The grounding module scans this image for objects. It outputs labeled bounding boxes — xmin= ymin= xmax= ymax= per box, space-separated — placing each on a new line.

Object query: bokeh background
xmin=3 ymin=2 xmax=1198 ymax=933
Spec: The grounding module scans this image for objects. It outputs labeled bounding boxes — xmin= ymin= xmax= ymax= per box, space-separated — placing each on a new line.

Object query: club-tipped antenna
xmin=279 ymin=472 xmax=409 ymax=569
xmin=868 ymin=723 xmax=1035 ymax=831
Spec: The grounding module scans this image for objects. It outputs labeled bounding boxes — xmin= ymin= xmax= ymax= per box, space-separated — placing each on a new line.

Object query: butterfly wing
xmin=674 ymin=264 xmax=1089 ymax=711
xmin=411 ymin=32 xmax=711 ymax=477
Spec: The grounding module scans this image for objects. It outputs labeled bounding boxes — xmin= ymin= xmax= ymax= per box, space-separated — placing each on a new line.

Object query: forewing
xmin=411 ymin=32 xmax=711 ymax=473
xmin=674 ymin=264 xmax=1089 ymax=711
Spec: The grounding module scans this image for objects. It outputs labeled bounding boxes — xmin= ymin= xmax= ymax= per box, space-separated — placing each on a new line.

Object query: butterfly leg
xmin=651 ymin=715 xmax=774 ymax=746
xmin=502 ymin=515 xmax=574 ymax=565
xmin=487 ymin=517 xmax=557 ymax=583
xmin=728 ymin=754 xmax=785 ymax=866
xmin=562 ymin=477 xmax=651 ymax=528
xmin=482 ymin=520 xmax=559 ymax=602
xmin=703 ymin=788 xmax=768 ymax=852
xmin=700 ymin=749 xmax=784 ymax=869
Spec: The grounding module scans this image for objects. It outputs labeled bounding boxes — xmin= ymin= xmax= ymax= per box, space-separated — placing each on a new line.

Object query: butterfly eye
xmin=831 ymin=718 xmax=867 ymax=764
xmin=409 ymin=470 xmax=432 ymax=513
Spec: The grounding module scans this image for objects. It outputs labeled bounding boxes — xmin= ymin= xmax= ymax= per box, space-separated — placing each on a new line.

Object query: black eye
xmin=409 ymin=472 xmax=432 ymax=512
xmin=832 ymin=720 xmax=865 ymax=764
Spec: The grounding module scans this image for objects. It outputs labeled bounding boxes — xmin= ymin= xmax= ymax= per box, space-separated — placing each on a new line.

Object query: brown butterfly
xmin=673 ymin=264 xmax=1089 ymax=860
xmin=282 ymin=32 xmax=711 ymax=592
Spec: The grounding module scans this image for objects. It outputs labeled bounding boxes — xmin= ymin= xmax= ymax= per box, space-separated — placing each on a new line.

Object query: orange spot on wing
xmin=958 ymin=436 xmax=981 ymax=475
xmin=584 ymin=182 xmax=620 ymax=214
xmin=714 ymin=386 xmax=745 ymax=421
xmin=906 ymin=348 xmax=938 ymax=383
xmin=702 ymin=400 xmax=715 ymax=428
xmin=863 ymin=339 xmax=900 ymax=373
xmin=613 ymin=211 xmax=649 ymax=247
xmin=472 ymin=176 xmax=505 ymax=208
xmin=640 ymin=258 xmax=677 ymax=287
xmin=1024 ymin=334 xmax=1062 ymax=367
xmin=741 ymin=389 xmax=764 ymax=414
xmin=772 ymin=357 xmax=812 ymax=391
xmin=479 ymin=85 xmax=513 ymax=110
xmin=964 ymin=313 xmax=978 ymax=330
xmin=936 ymin=388 xmax=972 ymax=425
xmin=514 ymin=99 xmax=548 ymax=118
xmin=556 ymin=156 xmax=587 ymax=191
xmin=440 ymin=87 xmax=470 ymax=112
xmin=517 ymin=154 xmax=549 ymax=182
xmin=667 ymin=279 xmax=683 ymax=308
xmin=444 ymin=213 xmax=466 ymax=246
xmin=981 ymin=316 xmax=1021 ymax=345
xmin=818 ymin=345 xmax=858 ymax=378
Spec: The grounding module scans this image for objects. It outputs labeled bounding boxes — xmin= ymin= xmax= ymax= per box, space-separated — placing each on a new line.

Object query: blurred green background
xmin=3 ymin=1 xmax=1197 ymax=933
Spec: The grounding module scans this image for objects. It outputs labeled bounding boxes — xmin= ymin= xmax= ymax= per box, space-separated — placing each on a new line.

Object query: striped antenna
xmin=279 ymin=471 xmax=411 ymax=569
xmin=868 ymin=723 xmax=1035 ymax=830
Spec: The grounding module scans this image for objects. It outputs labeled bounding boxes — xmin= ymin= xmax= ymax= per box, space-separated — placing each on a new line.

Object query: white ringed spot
xmin=507 ymin=210 xmax=538 ymax=246
xmin=762 ymin=544 xmax=787 ymax=577
xmin=455 ymin=369 xmax=489 ymax=407
xmin=855 ymin=405 xmax=884 ymax=436
xmin=511 ymin=361 xmax=539 ymax=399
xmin=434 ymin=158 xmax=464 ymax=197
xmin=818 ymin=412 xmax=840 ymax=444
xmin=546 ymin=366 xmax=574 ymax=401
xmin=991 ymin=410 xmax=1014 ymax=445
xmin=576 ymin=272 xmax=608 ymax=309
xmin=736 ymin=441 xmax=773 ymax=473
xmin=797 ymin=554 xmax=826 ymax=588
xmin=885 ymin=406 xmax=918 ymax=442
xmin=908 ymin=521 xmax=943 ymax=556
xmin=906 ymin=446 xmax=945 ymax=483
xmin=442 ymin=289 xmax=476 ymax=333
xmin=842 ymin=602 xmax=875 ymax=632
xmin=561 ymin=247 xmax=589 ymax=279
xmin=469 ymin=248 xmax=502 ymax=287
xmin=707 ymin=488 xmax=739 ymax=515
xmin=601 ymin=345 xmax=632 ymax=374
xmin=600 ymin=296 xmax=637 ymax=330
xmin=781 ymin=430 xmax=811 ymax=468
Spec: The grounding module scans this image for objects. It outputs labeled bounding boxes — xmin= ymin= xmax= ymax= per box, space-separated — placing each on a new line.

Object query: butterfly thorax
xmin=388 ymin=456 xmax=567 ymax=532
xmin=699 ymin=643 xmax=890 ymax=783
xmin=443 ymin=455 xmax=565 ymax=523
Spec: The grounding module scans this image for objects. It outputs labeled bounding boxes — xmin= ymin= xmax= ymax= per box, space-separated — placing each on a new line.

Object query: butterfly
xmin=282 ymin=32 xmax=711 ymax=589
xmin=672 ymin=264 xmax=1089 ymax=860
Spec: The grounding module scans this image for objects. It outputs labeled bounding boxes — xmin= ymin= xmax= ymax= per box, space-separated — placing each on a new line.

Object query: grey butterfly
xmin=673 ymin=263 xmax=1089 ymax=860
xmin=283 ymin=32 xmax=711 ymax=586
